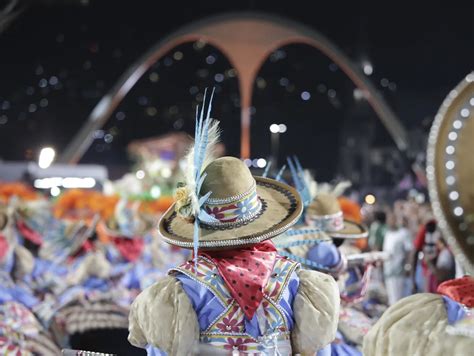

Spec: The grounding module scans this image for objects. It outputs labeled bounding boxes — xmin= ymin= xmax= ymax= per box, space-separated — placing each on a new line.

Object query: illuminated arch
xmin=60 ymin=12 xmax=408 ymax=163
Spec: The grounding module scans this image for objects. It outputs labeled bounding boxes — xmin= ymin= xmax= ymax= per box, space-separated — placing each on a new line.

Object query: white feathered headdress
xmin=316 ymin=180 xmax=352 ymax=198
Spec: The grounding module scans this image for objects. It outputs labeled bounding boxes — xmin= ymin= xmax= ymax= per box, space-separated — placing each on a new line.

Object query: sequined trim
xmin=204 ymin=302 xmax=236 ymax=333
xmin=265 ymin=257 xmax=300 ymax=303
xmin=169 ymin=257 xmax=231 ymax=306
xmin=205 ymin=180 xmax=256 ymax=205
xmin=306 ymin=211 xmax=344 ymax=232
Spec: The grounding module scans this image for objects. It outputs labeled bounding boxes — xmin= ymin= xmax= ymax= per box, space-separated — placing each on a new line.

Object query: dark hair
xmin=426 ymin=220 xmax=437 ymax=233
xmin=374 ymin=211 xmax=386 ymax=224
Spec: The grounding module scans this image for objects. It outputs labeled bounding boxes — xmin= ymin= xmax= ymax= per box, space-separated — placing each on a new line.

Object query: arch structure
xmin=60 ymin=12 xmax=408 ymax=163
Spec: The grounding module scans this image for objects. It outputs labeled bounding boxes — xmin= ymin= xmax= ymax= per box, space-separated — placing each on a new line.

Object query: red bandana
xmin=202 ymin=240 xmax=277 ymax=320
xmin=437 ymin=276 xmax=474 ymax=308
xmin=113 ymin=237 xmax=145 ymax=262
xmin=16 ymin=220 xmax=43 ymax=245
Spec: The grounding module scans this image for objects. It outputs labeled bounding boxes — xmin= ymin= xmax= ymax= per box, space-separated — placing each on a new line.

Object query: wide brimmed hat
xmin=100 ymin=200 xmax=155 ymax=240
xmin=159 ymin=157 xmax=303 ymax=249
xmin=305 ymin=193 xmax=368 ymax=239
xmin=427 ymin=72 xmax=474 ymax=274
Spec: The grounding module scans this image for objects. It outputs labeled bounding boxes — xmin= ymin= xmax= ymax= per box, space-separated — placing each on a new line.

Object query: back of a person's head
xmin=426 ymin=220 xmax=437 ymax=233
xmin=375 ymin=211 xmax=386 ymax=224
xmin=437 ymin=236 xmax=447 ymax=248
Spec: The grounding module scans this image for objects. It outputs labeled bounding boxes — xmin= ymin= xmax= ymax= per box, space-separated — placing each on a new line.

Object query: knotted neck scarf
xmin=202 ymin=240 xmax=277 ymax=320
xmin=437 ymin=275 xmax=474 ymax=308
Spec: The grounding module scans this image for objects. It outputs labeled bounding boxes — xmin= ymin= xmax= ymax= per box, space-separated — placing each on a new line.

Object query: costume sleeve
xmin=291 ymin=269 xmax=340 ymax=355
xmin=363 ymin=293 xmax=474 ymax=356
xmin=66 ymin=250 xmax=111 ymax=285
xmin=128 ymin=275 xmax=199 ymax=355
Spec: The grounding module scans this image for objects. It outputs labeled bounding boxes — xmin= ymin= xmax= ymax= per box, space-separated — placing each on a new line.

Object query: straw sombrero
xmin=100 ymin=199 xmax=155 ymax=239
xmin=427 ymin=72 xmax=474 ymax=274
xmin=159 ymin=156 xmax=303 ymax=249
xmin=281 ymin=165 xmax=367 ymax=240
xmin=305 ymin=193 xmax=368 ymax=239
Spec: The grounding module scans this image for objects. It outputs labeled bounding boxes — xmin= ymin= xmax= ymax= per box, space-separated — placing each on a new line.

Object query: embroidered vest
xmin=170 ymin=256 xmax=299 ymax=353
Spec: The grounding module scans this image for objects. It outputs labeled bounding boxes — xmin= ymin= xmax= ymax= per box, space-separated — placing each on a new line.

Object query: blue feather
xmin=194 ymin=105 xmax=199 ymax=147
xmin=196 ymin=172 xmax=207 ymax=196
xmin=198 ymin=190 xmax=212 ymax=206
xmin=190 ymin=88 xmax=219 ymax=270
xmin=275 ymin=164 xmax=286 ymax=181
xmin=287 ymin=157 xmax=303 ymax=192
xmin=262 ymin=160 xmax=272 ymax=178
xmin=294 ymin=156 xmax=309 ymax=188
xmin=286 ymin=156 xmax=311 ymax=223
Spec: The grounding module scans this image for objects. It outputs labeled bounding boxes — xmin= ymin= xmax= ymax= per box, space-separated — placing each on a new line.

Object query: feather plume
xmin=176 ymin=88 xmax=220 ymax=267
xmin=275 ymin=164 xmax=286 ymax=182
xmin=316 ymin=180 xmax=352 ymax=197
xmin=303 ymin=169 xmax=318 ymax=201
xmin=262 ymin=160 xmax=272 ymax=178
xmin=287 ymin=156 xmax=312 ymax=207
xmin=178 ymin=88 xmax=220 ymax=219
xmin=332 ymin=181 xmax=352 ymax=197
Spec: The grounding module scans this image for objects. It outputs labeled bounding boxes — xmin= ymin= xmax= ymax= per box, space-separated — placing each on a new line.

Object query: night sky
xmin=0 ymin=0 xmax=472 ymax=184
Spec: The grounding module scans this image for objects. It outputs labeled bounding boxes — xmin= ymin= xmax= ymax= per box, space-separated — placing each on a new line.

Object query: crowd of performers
xmin=0 ymin=185 xmax=187 ymax=354
xmin=1 ymin=89 xmax=474 ymax=355
xmin=2 ymin=179 xmax=471 ymax=355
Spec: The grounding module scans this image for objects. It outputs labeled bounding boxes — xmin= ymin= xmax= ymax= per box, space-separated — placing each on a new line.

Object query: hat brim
xmin=427 ymin=74 xmax=474 ymax=274
xmin=158 ymin=176 xmax=303 ymax=250
xmin=328 ymin=219 xmax=368 ymax=239
xmin=274 ymin=219 xmax=367 ymax=247
xmin=102 ymin=215 xmax=154 ymax=239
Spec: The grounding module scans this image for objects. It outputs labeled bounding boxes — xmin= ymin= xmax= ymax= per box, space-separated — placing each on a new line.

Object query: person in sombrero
xmin=273 ymin=164 xmax=385 ymax=356
xmin=127 ymin=91 xmax=340 ymax=355
xmin=273 ymin=166 xmax=369 ymax=282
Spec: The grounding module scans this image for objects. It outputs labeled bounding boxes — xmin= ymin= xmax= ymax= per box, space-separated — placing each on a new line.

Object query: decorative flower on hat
xmin=235 ymin=195 xmax=256 ymax=216
xmin=174 ymin=184 xmax=194 ymax=221
xmin=205 ymin=206 xmax=228 ymax=221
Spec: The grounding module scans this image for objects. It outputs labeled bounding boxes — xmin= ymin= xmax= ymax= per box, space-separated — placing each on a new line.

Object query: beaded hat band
xmin=200 ymin=181 xmax=262 ymax=227
xmin=159 ymin=172 xmax=303 ymax=250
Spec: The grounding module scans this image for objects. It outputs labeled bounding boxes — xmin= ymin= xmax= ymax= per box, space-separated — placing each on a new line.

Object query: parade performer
xmin=273 ymin=164 xmax=383 ymax=356
xmin=0 ymin=196 xmax=61 ymax=355
xmin=128 ymin=90 xmax=340 ymax=355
